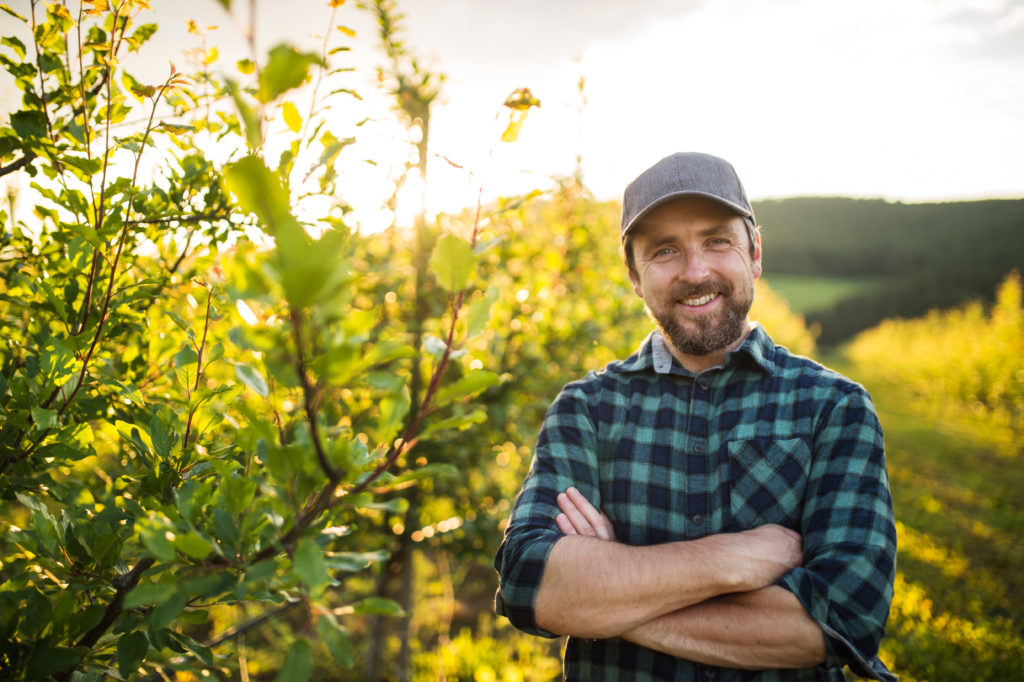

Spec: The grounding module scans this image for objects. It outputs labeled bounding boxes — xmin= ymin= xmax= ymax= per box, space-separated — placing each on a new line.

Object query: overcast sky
xmin=3 ymin=0 xmax=1023 ymax=224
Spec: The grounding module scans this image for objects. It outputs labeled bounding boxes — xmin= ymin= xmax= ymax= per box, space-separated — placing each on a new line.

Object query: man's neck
xmin=662 ymin=322 xmax=755 ymax=374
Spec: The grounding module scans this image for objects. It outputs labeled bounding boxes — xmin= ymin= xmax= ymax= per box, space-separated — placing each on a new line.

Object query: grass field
xmin=839 ymin=365 xmax=1024 ymax=681
xmin=762 ymin=274 xmax=883 ymax=315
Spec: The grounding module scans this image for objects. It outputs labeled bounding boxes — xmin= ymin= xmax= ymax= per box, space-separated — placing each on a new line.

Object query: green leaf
xmin=223 ymin=156 xmax=327 ymax=306
xmin=501 ymin=112 xmax=527 ymax=143
xmin=174 ymin=531 xmax=213 ymax=559
xmin=328 ymin=550 xmax=389 ymax=573
xmin=1 ymin=35 xmax=26 ymax=60
xmin=376 ymin=385 xmax=410 ymax=443
xmin=137 ymin=515 xmax=176 ymax=562
xmin=274 ymin=638 xmax=313 ymax=682
xmin=117 ymin=631 xmax=149 ymax=678
xmin=244 ymin=558 xmax=279 ymax=583
xmin=316 ymin=614 xmax=353 ymax=668
xmin=15 ymin=491 xmax=48 ymax=514
xmin=351 ymin=596 xmax=405 ymax=616
xmin=65 ymin=222 xmax=104 ymax=249
xmin=124 ymin=582 xmax=176 ymax=609
xmin=434 ymin=370 xmax=501 ymax=407
xmin=174 ymin=346 xmax=199 ymax=367
xmin=224 ymin=78 xmax=262 ymax=149
xmin=149 ymin=412 xmax=173 ymax=458
xmin=147 ymin=590 xmax=189 ymax=630
xmin=293 ymin=539 xmax=330 ymax=594
xmin=220 ymin=472 xmax=257 ymax=515
xmin=114 ymin=381 xmax=145 ymax=407
xmin=174 ymin=346 xmax=199 ymax=390
xmin=212 ymin=508 xmax=240 ymax=549
xmin=167 ymin=630 xmax=214 ymax=666
xmin=360 ymin=497 xmax=408 ymax=513
xmin=32 ymin=509 xmax=59 ymax=553
xmin=429 ymin=233 xmax=476 ymax=292
xmin=11 ymin=110 xmax=47 ymax=138
xmin=282 ymin=100 xmax=302 ymax=132
xmin=37 ymin=277 xmax=67 ymax=322
xmin=259 ymin=44 xmax=322 ymax=103
xmin=0 ymin=5 xmax=28 ymax=21
xmin=418 ymin=408 xmax=488 ymax=439
xmin=318 ymin=131 xmax=355 ymax=167
xmin=388 ymin=463 xmax=459 ymax=486
xmin=234 ymin=362 xmax=269 ymax=397
xmin=31 ymin=406 xmax=59 ymax=430
xmin=1 ymin=37 xmax=26 ymax=61
xmin=465 ymin=287 xmax=499 ymax=338
xmin=25 ymin=643 xmax=85 ymax=679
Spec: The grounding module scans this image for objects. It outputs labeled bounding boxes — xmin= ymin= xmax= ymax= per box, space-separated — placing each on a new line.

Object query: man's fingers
xmin=557 ymin=491 xmax=597 ymax=536
xmin=555 ymin=513 xmax=577 ymax=535
xmin=564 ymin=487 xmax=615 ymax=541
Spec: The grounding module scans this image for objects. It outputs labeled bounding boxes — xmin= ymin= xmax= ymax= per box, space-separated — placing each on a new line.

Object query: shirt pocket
xmin=726 ymin=437 xmax=810 ymax=530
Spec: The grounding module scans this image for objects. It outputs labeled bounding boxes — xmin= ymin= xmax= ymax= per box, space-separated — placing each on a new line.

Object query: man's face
xmin=627 ymin=196 xmax=762 ymax=362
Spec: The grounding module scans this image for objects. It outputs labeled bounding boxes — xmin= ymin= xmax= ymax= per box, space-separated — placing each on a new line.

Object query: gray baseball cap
xmin=620 ymin=152 xmax=756 ymax=242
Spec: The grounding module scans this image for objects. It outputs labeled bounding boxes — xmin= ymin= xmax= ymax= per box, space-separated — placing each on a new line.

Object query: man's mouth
xmin=682 ymin=293 xmax=717 ymax=307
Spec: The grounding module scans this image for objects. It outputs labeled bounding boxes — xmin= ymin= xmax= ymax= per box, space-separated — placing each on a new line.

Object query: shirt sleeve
xmin=776 ymin=385 xmax=898 ymax=682
xmin=493 ymin=383 xmax=603 ymax=637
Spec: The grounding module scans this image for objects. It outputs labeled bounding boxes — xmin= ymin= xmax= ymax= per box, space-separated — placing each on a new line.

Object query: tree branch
xmin=128 ymin=212 xmax=232 ymax=226
xmin=183 ymin=286 xmax=215 ymax=450
xmin=0 ymin=155 xmax=32 ymax=177
xmin=289 ymin=307 xmax=340 ymax=482
xmin=52 ymin=556 xmax=157 ymax=682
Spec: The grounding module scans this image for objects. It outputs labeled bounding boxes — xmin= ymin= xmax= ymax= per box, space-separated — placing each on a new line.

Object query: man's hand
xmin=555 ymin=486 xmax=615 ymax=540
xmin=535 ymin=487 xmax=807 ymax=638
xmin=555 ymin=486 xmax=803 ymax=591
xmin=722 ymin=524 xmax=804 ymax=587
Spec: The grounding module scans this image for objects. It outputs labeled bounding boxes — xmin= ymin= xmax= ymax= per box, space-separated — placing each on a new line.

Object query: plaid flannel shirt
xmin=494 ymin=326 xmax=897 ymax=681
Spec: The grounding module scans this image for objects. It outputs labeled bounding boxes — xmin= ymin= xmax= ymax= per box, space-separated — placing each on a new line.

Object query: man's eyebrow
xmin=637 ymin=234 xmax=678 ymax=254
xmin=697 ymin=223 xmax=738 ymax=237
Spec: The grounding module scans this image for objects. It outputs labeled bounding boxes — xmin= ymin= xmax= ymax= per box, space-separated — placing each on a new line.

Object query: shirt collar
xmin=621 ymin=325 xmax=777 ymax=376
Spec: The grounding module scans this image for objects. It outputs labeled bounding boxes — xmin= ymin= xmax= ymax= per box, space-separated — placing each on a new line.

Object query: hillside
xmin=752 ymin=197 xmax=1024 ymax=344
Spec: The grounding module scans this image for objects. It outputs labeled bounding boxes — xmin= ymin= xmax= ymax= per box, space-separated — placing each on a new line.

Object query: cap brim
xmin=621 ymin=190 xmax=754 ymax=241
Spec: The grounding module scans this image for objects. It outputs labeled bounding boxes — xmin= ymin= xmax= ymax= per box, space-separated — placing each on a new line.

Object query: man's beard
xmin=646 ymin=279 xmax=754 ymax=357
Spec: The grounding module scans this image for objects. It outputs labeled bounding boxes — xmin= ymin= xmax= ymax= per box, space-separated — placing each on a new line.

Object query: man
xmin=494 ymin=152 xmax=897 ymax=681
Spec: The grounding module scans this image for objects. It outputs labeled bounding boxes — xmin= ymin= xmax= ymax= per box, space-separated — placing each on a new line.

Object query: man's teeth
xmin=683 ymin=293 xmax=716 ymax=306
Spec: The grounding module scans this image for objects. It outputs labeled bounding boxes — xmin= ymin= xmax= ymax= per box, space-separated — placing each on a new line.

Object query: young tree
xmin=0 ymin=1 xmax=510 ymax=679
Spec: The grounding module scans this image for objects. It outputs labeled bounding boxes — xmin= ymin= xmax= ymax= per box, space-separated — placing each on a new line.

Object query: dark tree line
xmin=753 ymin=197 xmax=1024 ymax=344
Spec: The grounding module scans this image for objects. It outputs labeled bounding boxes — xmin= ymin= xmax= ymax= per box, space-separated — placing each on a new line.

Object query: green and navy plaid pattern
xmin=494 ymin=326 xmax=897 ymax=681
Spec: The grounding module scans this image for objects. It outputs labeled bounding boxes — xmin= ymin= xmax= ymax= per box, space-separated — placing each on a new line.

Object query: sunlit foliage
xmin=846 ymin=270 xmax=1023 ymax=453
xmin=841 ymin=272 xmax=1024 ymax=681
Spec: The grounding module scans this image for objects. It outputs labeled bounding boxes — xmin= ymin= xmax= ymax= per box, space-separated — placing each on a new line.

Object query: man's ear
xmin=628 ymin=269 xmax=644 ymax=298
xmin=751 ymin=231 xmax=763 ymax=279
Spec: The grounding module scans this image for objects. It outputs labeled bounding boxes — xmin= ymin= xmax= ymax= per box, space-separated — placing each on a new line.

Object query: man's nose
xmin=680 ymin=249 xmax=711 ymax=282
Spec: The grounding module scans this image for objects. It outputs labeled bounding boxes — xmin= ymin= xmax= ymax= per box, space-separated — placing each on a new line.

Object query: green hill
xmin=751 ymin=197 xmax=1024 ymax=344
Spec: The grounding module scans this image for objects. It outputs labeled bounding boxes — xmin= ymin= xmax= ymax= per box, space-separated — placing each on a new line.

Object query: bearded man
xmin=494 ymin=153 xmax=898 ymax=681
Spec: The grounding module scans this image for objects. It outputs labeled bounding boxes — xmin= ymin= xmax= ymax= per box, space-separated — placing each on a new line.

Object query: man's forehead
xmin=632 ymin=201 xmax=747 ymax=239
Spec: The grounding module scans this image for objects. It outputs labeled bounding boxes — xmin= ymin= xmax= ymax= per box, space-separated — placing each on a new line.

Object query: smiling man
xmin=494 ymin=153 xmax=897 ymax=681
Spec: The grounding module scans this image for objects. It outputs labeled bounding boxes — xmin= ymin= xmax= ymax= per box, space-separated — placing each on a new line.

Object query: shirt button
xmin=705 ymin=670 xmax=717 ymax=679
xmin=692 ymin=515 xmax=703 ymax=526
xmin=698 ymin=381 xmax=710 ymax=391
xmin=694 ymin=444 xmax=704 ymax=455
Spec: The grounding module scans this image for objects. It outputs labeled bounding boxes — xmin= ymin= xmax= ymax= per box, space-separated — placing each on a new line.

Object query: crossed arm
xmin=536 ymin=487 xmax=826 ymax=669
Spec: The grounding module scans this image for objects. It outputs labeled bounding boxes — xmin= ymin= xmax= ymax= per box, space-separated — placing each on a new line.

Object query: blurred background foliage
xmin=0 ymin=1 xmax=1021 ymax=681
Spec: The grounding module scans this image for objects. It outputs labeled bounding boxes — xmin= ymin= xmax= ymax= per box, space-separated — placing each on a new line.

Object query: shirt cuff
xmin=494 ymin=527 xmax=562 ymax=638
xmin=776 ymin=569 xmax=897 ymax=682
